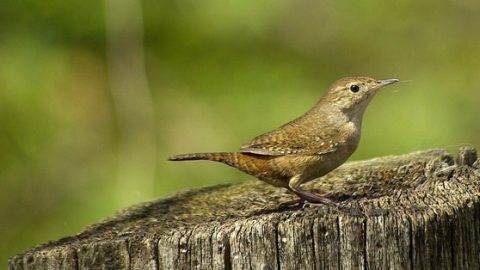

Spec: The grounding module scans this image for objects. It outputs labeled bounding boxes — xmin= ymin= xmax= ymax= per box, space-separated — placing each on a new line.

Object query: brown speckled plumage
xmin=169 ymin=76 xmax=399 ymax=203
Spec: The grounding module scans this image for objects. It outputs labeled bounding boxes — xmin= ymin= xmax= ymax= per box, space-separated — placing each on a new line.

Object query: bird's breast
xmin=315 ymin=121 xmax=360 ymax=170
xmin=339 ymin=121 xmax=361 ymax=150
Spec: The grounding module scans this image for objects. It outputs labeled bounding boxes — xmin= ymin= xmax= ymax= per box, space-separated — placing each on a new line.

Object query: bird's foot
xmin=303 ymin=197 xmax=340 ymax=208
xmin=290 ymin=188 xmax=339 ymax=206
xmin=277 ymin=198 xmax=303 ymax=209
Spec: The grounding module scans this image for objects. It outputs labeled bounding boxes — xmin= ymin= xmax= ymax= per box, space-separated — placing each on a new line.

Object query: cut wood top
xmin=9 ymin=147 xmax=480 ymax=269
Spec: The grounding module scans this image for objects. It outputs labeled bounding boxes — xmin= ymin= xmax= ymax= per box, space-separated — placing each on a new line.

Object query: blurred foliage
xmin=1 ymin=0 xmax=480 ymax=264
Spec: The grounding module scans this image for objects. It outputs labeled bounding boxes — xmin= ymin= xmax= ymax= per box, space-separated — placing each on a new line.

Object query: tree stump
xmin=9 ymin=147 xmax=480 ymax=269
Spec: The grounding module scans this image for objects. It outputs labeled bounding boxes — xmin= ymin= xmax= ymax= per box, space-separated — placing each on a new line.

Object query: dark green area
xmin=1 ymin=0 xmax=480 ymax=264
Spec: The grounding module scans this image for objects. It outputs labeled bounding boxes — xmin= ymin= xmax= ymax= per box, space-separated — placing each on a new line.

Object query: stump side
xmin=9 ymin=148 xmax=480 ymax=270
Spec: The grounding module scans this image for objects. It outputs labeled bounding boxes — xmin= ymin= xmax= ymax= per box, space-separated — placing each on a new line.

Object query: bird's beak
xmin=376 ymin=79 xmax=399 ymax=86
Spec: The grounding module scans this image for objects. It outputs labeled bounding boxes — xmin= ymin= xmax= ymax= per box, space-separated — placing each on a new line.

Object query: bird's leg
xmin=288 ymin=175 xmax=337 ymax=205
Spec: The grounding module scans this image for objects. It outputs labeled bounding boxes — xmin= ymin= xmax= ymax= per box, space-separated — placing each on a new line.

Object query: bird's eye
xmin=350 ymin=84 xmax=360 ymax=93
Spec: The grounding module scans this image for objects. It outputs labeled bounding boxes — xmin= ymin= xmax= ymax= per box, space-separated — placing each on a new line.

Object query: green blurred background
xmin=2 ymin=0 xmax=480 ymax=264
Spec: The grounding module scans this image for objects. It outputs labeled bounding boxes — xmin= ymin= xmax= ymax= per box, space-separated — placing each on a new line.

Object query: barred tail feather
xmin=168 ymin=152 xmax=238 ymax=167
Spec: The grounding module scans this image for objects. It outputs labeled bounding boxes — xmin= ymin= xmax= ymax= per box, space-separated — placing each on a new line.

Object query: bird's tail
xmin=168 ymin=152 xmax=238 ymax=167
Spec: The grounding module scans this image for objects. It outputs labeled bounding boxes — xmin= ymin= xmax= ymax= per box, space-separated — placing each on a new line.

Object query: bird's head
xmin=321 ymin=76 xmax=398 ymax=116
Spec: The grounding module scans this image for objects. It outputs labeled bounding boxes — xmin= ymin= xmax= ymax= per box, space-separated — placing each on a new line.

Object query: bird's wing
xmin=239 ymin=128 xmax=339 ymax=156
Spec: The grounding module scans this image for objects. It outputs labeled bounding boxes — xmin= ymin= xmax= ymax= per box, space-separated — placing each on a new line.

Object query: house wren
xmin=169 ymin=77 xmax=399 ymax=203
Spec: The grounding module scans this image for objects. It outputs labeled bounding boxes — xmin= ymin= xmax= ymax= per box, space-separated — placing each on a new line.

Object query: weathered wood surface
xmin=9 ymin=147 xmax=480 ymax=270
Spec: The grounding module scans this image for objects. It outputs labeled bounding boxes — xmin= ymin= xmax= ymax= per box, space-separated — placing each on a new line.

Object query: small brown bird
xmin=169 ymin=77 xmax=399 ymax=203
